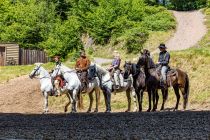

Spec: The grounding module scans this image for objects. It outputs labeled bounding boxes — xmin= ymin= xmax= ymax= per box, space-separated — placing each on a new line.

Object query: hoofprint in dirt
xmin=0 ymin=75 xmax=49 ymax=114
xmin=0 ymin=111 xmax=209 ymax=139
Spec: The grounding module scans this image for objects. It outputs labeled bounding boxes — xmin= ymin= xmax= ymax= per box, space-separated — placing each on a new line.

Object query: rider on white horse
xmin=107 ymin=50 xmax=123 ymax=90
xmin=51 ymin=55 xmax=65 ymax=96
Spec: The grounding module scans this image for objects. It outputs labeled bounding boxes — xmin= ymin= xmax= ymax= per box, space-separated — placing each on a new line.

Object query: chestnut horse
xmin=137 ymin=51 xmax=189 ymax=111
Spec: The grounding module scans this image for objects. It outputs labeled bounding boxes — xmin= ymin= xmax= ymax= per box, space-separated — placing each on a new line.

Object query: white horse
xmin=29 ymin=63 xmax=55 ymax=113
xmin=51 ymin=63 xmax=102 ymax=113
xmin=51 ymin=64 xmax=81 ymax=113
xmin=88 ymin=63 xmax=138 ymax=113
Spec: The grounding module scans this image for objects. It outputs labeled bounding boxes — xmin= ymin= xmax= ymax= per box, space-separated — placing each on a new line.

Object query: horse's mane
xmin=92 ymin=63 xmax=109 ymax=75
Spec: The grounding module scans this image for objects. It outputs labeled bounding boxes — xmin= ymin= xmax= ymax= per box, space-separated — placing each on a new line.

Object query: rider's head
xmin=113 ymin=50 xmax=120 ymax=58
xmin=54 ymin=55 xmax=60 ymax=62
xmin=158 ymin=43 xmax=167 ymax=52
xmin=80 ymin=50 xmax=86 ymax=57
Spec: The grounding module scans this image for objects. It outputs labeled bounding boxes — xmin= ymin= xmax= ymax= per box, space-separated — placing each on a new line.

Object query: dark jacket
xmin=158 ymin=51 xmax=170 ymax=66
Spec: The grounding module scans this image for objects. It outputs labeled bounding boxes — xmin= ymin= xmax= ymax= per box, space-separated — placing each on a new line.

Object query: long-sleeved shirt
xmin=75 ymin=56 xmax=90 ymax=71
xmin=158 ymin=51 xmax=170 ymax=66
xmin=111 ymin=58 xmax=121 ymax=69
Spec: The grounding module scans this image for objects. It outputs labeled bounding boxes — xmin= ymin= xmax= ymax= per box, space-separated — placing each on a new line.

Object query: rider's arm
xmin=113 ymin=58 xmax=121 ymax=69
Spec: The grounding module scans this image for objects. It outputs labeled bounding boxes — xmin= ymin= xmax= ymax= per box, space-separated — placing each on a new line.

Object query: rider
xmin=107 ymin=50 xmax=122 ymax=89
xmin=157 ymin=43 xmax=170 ymax=87
xmin=52 ymin=55 xmax=63 ymax=96
xmin=75 ymin=50 xmax=90 ymax=93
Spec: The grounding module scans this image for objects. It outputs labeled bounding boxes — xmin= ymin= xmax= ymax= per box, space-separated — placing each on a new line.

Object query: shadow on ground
xmin=0 ymin=111 xmax=210 ymax=139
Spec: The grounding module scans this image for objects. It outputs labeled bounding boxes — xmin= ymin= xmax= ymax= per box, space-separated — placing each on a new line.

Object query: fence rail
xmin=19 ymin=48 xmax=50 ymax=65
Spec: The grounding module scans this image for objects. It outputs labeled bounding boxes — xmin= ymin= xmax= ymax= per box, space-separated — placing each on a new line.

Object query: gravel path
xmin=166 ymin=10 xmax=207 ymax=51
xmin=0 ymin=111 xmax=209 ymax=139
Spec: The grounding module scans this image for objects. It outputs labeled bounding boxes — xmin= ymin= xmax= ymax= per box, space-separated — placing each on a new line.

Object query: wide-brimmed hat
xmin=158 ymin=43 xmax=167 ymax=49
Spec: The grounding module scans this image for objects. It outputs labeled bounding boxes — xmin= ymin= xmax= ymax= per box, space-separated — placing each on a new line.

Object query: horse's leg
xmin=160 ymin=88 xmax=168 ymax=111
xmin=180 ymin=87 xmax=188 ymax=110
xmin=64 ymin=92 xmax=71 ymax=113
xmin=87 ymin=90 xmax=94 ymax=113
xmin=137 ymin=89 xmax=144 ymax=112
xmin=154 ymin=89 xmax=159 ymax=111
xmin=94 ymin=88 xmax=100 ymax=113
xmin=125 ymin=89 xmax=131 ymax=112
xmin=173 ymin=85 xmax=180 ymax=111
xmin=72 ymin=89 xmax=78 ymax=113
xmin=131 ymin=88 xmax=138 ymax=112
xmin=152 ymin=89 xmax=157 ymax=112
xmin=147 ymin=90 xmax=151 ymax=112
xmin=102 ymin=89 xmax=108 ymax=112
xmin=43 ymin=92 xmax=49 ymax=113
xmin=106 ymin=87 xmax=112 ymax=113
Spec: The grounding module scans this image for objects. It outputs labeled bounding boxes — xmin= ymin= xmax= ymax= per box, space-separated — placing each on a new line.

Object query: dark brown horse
xmin=124 ymin=61 xmax=146 ymax=112
xmin=137 ymin=50 xmax=190 ymax=111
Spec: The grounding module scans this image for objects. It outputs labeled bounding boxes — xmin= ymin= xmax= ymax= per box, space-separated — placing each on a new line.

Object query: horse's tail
xmin=77 ymin=89 xmax=84 ymax=110
xmin=183 ymin=73 xmax=189 ymax=110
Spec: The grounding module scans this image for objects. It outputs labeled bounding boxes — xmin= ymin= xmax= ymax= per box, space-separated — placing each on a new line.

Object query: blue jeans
xmin=161 ymin=66 xmax=168 ymax=82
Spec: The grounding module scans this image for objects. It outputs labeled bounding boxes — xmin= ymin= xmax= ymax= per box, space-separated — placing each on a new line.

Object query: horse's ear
xmin=34 ymin=62 xmax=43 ymax=66
xmin=140 ymin=51 xmax=143 ymax=55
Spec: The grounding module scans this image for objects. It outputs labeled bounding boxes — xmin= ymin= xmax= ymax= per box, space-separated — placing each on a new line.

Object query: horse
xmin=124 ymin=61 xmax=146 ymax=112
xmin=51 ymin=64 xmax=81 ymax=113
xmin=137 ymin=50 xmax=190 ymax=111
xmin=88 ymin=63 xmax=138 ymax=113
xmin=29 ymin=63 xmax=64 ymax=113
xmin=51 ymin=63 xmax=102 ymax=113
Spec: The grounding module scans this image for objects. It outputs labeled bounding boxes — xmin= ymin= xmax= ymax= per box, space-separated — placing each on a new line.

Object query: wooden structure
xmin=0 ymin=43 xmax=50 ymax=66
xmin=0 ymin=44 xmax=19 ymax=66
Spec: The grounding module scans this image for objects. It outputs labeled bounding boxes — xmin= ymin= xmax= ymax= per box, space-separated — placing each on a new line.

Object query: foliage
xmin=167 ymin=0 xmax=207 ymax=11
xmin=0 ymin=0 xmax=175 ymax=57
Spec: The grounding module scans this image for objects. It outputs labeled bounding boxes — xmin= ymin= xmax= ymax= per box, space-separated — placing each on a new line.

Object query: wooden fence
xmin=19 ymin=48 xmax=50 ymax=65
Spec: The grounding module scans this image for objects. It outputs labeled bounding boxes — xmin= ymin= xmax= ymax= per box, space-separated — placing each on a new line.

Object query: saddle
xmin=156 ymin=66 xmax=178 ymax=87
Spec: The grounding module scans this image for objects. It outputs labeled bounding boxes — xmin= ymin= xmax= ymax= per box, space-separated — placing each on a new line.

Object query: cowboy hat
xmin=158 ymin=43 xmax=167 ymax=49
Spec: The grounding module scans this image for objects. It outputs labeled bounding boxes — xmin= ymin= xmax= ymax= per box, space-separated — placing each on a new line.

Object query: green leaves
xmin=0 ymin=0 xmax=175 ymax=57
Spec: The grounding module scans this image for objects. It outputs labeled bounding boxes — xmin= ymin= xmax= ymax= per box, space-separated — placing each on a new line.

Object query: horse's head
xmin=88 ymin=63 xmax=97 ymax=81
xmin=137 ymin=49 xmax=153 ymax=69
xmin=123 ymin=61 xmax=133 ymax=79
xmin=29 ymin=63 xmax=43 ymax=79
xmin=51 ymin=65 xmax=61 ymax=78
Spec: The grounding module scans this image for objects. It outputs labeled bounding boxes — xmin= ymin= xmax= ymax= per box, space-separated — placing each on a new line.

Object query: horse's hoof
xmin=87 ymin=110 xmax=91 ymax=113
xmin=105 ymin=110 xmax=111 ymax=113
xmin=125 ymin=109 xmax=130 ymax=112
xmin=94 ymin=109 xmax=98 ymax=113
xmin=152 ymin=109 xmax=156 ymax=112
xmin=147 ymin=109 xmax=151 ymax=112
xmin=133 ymin=108 xmax=138 ymax=112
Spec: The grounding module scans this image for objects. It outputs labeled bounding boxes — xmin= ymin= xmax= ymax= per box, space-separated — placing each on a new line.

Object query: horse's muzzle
xmin=29 ymin=74 xmax=33 ymax=79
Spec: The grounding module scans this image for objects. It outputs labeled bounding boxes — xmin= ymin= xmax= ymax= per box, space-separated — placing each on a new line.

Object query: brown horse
xmin=137 ymin=50 xmax=189 ymax=111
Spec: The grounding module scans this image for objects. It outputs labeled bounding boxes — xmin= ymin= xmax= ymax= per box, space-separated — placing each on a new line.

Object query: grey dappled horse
xmin=29 ymin=63 xmax=56 ymax=113
xmin=88 ymin=63 xmax=138 ymax=113
xmin=51 ymin=64 xmax=81 ymax=113
xmin=51 ymin=63 xmax=101 ymax=113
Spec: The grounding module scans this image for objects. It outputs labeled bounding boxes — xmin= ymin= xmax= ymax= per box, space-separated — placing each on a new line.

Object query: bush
xmin=168 ymin=0 xmax=207 ymax=11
